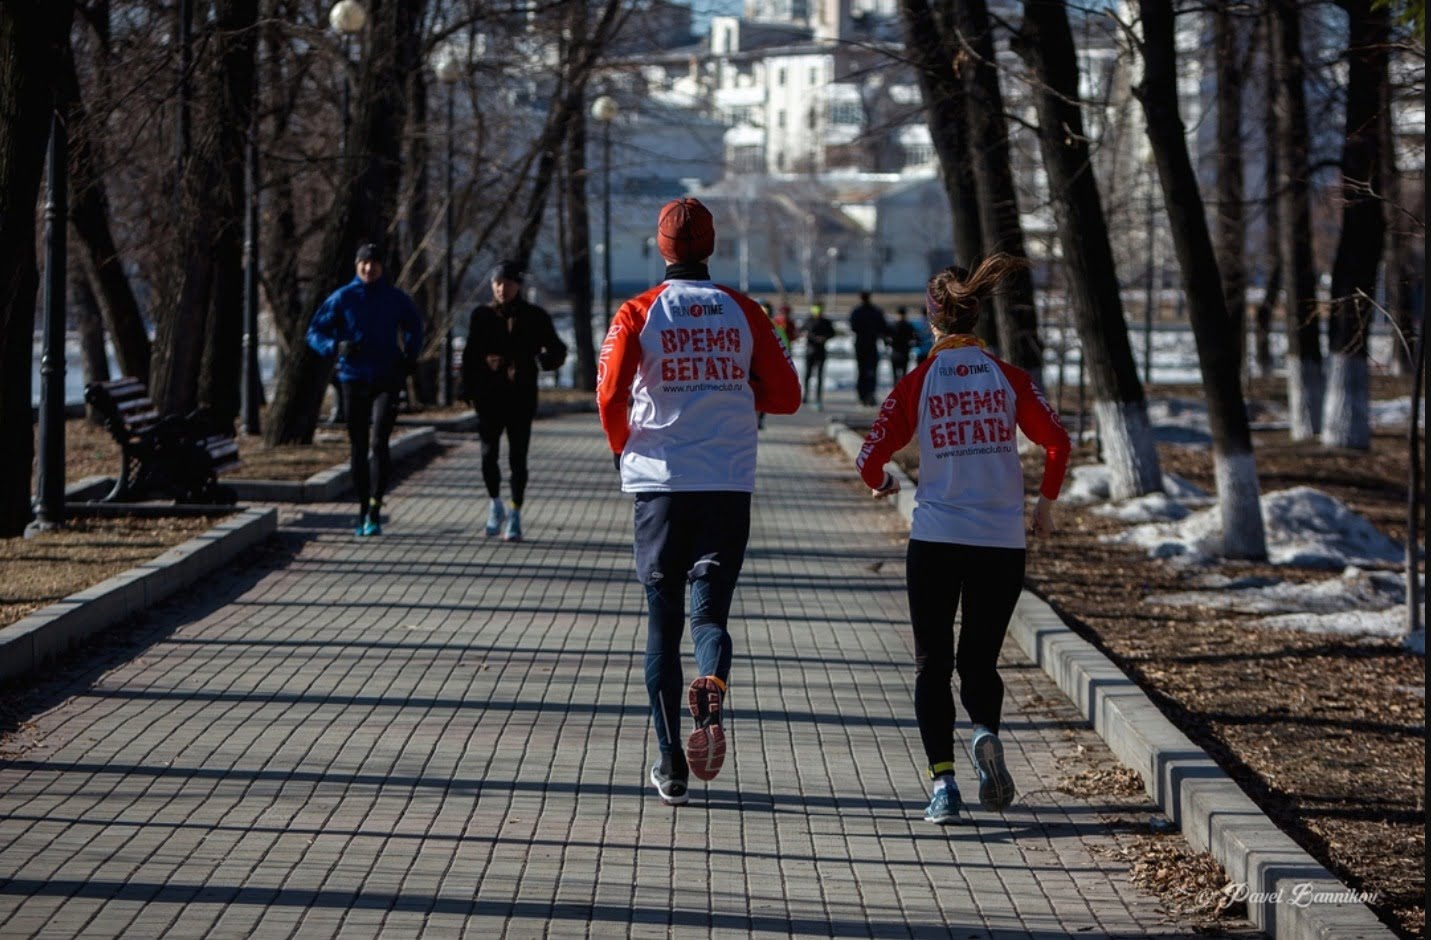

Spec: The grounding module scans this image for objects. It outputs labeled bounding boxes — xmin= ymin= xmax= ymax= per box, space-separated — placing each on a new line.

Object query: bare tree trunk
xmin=954 ymin=0 xmax=1041 ymax=374
xmin=1135 ymin=0 xmax=1266 ymax=560
xmin=198 ymin=0 xmax=260 ymax=431
xmin=1214 ymin=4 xmax=1247 ymax=378
xmin=0 ymin=0 xmax=73 ymax=537
xmin=72 ymin=261 xmax=110 ymax=423
xmin=1323 ymin=0 xmax=1389 ymax=450
xmin=563 ymin=88 xmax=598 ymax=391
xmin=897 ymin=0 xmax=985 ymax=269
xmin=1255 ymin=27 xmax=1279 ymax=380
xmin=265 ymin=0 xmax=425 ymax=446
xmin=260 ymin=17 xmax=303 ymax=352
xmin=60 ymin=46 xmax=151 ymax=383
xmin=1016 ymin=0 xmax=1161 ymax=498
xmin=1271 ymin=0 xmax=1323 ymax=439
xmin=1380 ymin=74 xmax=1414 ymax=376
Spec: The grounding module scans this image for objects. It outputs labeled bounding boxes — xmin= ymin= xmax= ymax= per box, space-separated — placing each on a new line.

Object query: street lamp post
xmin=434 ymin=48 xmax=463 ymax=407
xmin=32 ymin=107 xmax=68 ymax=533
xmin=328 ymin=0 xmax=366 ymax=425
xmin=825 ymin=245 xmax=838 ymax=315
xmin=330 ymin=1 xmax=367 ymax=157
xmin=591 ymin=95 xmax=619 ymax=330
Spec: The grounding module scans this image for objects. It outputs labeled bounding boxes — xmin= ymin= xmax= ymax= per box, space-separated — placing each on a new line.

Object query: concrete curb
xmin=0 ymin=507 xmax=277 ymax=687
xmin=825 ymin=421 xmax=1394 ymax=940
xmin=227 ymin=426 xmax=437 ymax=503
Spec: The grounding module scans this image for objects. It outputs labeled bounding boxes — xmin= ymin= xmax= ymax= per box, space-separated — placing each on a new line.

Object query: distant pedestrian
xmin=888 ymin=305 xmax=918 ymax=382
xmin=773 ymin=303 xmax=800 ymax=349
xmin=307 ymin=243 xmax=423 ymax=536
xmin=460 ymin=260 xmax=568 ymax=542
xmin=597 ymin=197 xmax=801 ymax=806
xmin=849 ymin=291 xmax=889 ymax=406
xmin=801 ymin=303 xmax=836 ymax=410
xmin=854 ymin=253 xmax=1070 ymax=825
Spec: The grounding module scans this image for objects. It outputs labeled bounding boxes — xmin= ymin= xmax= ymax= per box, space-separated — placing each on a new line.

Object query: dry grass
xmin=0 ymin=515 xmax=226 ymax=626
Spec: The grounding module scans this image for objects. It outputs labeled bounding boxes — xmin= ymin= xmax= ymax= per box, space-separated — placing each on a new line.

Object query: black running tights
xmin=906 ymin=538 xmax=1026 ymax=775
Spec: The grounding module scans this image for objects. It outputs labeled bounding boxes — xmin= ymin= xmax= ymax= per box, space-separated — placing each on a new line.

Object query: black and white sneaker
xmin=650 ymin=753 xmax=690 ymax=806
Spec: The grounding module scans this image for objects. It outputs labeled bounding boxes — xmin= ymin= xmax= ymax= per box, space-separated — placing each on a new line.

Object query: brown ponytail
xmin=924 ymin=252 xmax=1029 ymax=335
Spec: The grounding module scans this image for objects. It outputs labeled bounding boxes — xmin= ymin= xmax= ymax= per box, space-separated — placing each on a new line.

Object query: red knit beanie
xmin=657 ymin=198 xmax=715 ymax=262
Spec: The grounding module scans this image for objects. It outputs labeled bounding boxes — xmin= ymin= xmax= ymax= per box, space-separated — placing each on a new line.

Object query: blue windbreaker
xmin=307 ymin=276 xmax=423 ymax=385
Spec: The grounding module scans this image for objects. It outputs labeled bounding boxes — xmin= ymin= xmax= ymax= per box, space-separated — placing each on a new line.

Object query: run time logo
xmin=671 ymin=300 xmax=727 ymax=319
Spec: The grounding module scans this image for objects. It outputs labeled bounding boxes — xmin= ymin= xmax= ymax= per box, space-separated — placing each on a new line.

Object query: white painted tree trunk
xmin=1321 ymin=353 xmax=1371 ymax=449
xmin=1214 ymin=450 xmax=1267 ymax=560
xmin=1287 ymin=357 xmax=1324 ymax=440
xmin=1093 ymin=399 xmax=1163 ymax=499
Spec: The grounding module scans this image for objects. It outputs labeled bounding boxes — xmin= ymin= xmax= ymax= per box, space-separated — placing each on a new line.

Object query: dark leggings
xmin=342 ymin=381 xmax=399 ymax=513
xmin=635 ymin=492 xmax=751 ymax=754
xmin=803 ymin=353 xmax=827 ymax=404
xmin=906 ymin=538 xmax=1026 ymax=776
xmin=478 ymin=409 xmax=534 ymax=505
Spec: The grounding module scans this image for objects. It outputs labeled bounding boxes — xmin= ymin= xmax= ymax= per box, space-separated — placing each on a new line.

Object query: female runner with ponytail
xmin=854 ymin=253 xmax=1071 ymax=824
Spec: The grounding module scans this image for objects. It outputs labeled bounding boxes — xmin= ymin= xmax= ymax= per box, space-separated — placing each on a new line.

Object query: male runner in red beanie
xmin=597 ymin=197 xmax=801 ymax=805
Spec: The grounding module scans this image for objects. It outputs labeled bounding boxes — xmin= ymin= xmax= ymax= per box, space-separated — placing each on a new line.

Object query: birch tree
xmin=1132 ymin=0 xmax=1267 ymax=559
xmin=1015 ymin=0 xmax=1162 ymax=498
xmin=1323 ymin=0 xmax=1391 ymax=449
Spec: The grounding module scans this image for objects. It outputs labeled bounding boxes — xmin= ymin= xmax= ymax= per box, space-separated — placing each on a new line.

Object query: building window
xmin=777 ymin=67 xmax=786 ymax=86
xmin=903 ymin=142 xmax=934 ymax=167
xmin=809 ymin=67 xmax=818 ymax=85
xmin=829 ymin=101 xmax=861 ymax=125
xmin=777 ymin=110 xmax=786 ymax=129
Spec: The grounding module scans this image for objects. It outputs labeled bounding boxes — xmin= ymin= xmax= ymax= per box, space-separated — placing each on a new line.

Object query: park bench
xmin=83 ymin=377 xmax=240 ymax=504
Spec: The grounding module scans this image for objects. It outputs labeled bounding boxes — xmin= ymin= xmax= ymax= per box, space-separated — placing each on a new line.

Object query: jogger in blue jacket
xmin=308 ymin=243 xmax=423 ymax=536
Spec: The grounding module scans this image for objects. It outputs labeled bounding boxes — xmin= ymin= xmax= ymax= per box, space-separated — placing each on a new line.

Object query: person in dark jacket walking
xmin=307 ymin=243 xmax=423 ymax=536
xmin=849 ymin=291 xmax=889 ymax=406
xmin=888 ymin=305 xmax=918 ymax=382
xmin=801 ymin=304 xmax=836 ymax=410
xmin=461 ymin=260 xmax=568 ymax=542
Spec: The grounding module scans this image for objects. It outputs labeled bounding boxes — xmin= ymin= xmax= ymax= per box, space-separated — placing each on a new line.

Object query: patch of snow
xmin=1148 ymin=566 xmax=1404 ymax=614
xmin=1105 ymin=486 xmax=1404 ymax=569
xmin=1063 ymin=465 xmax=1211 ymax=509
xmin=1261 ymin=487 xmax=1403 ymax=568
xmin=1257 ymin=605 xmax=1422 ymax=640
xmin=1161 ymin=472 xmax=1211 ymax=502
xmin=1062 ymin=464 xmax=1113 ymax=505
xmin=1370 ymin=396 xmax=1413 ymax=429
xmin=1094 ymin=492 xmax=1191 ymax=523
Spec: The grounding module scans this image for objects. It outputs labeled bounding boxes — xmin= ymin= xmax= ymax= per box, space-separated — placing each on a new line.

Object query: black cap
xmin=491 ymin=259 xmax=525 ymax=282
xmin=355 ymin=242 xmax=383 ymax=265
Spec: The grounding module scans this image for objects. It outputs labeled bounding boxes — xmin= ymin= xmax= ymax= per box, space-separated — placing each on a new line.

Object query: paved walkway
xmin=0 ymin=393 xmax=1241 ymax=938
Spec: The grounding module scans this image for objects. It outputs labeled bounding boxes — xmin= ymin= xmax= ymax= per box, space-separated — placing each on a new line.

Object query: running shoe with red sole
xmin=686 ymin=675 xmax=727 ymax=781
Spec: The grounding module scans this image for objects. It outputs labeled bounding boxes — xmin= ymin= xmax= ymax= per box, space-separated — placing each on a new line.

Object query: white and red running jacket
xmin=598 ymin=278 xmax=801 ymax=492
xmin=856 ymin=344 xmax=1071 ymax=548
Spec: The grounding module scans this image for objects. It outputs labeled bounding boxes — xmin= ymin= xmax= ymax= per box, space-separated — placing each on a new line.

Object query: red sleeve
xmin=998 ymin=360 xmax=1071 ymax=500
xmin=727 ymin=289 xmax=802 ymax=415
xmin=856 ymin=361 xmax=929 ymax=489
xmin=596 ymin=291 xmax=655 ymax=454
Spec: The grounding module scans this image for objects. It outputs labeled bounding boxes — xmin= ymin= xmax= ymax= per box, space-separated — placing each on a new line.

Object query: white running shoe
xmin=484 ymin=498 xmax=505 ymax=537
